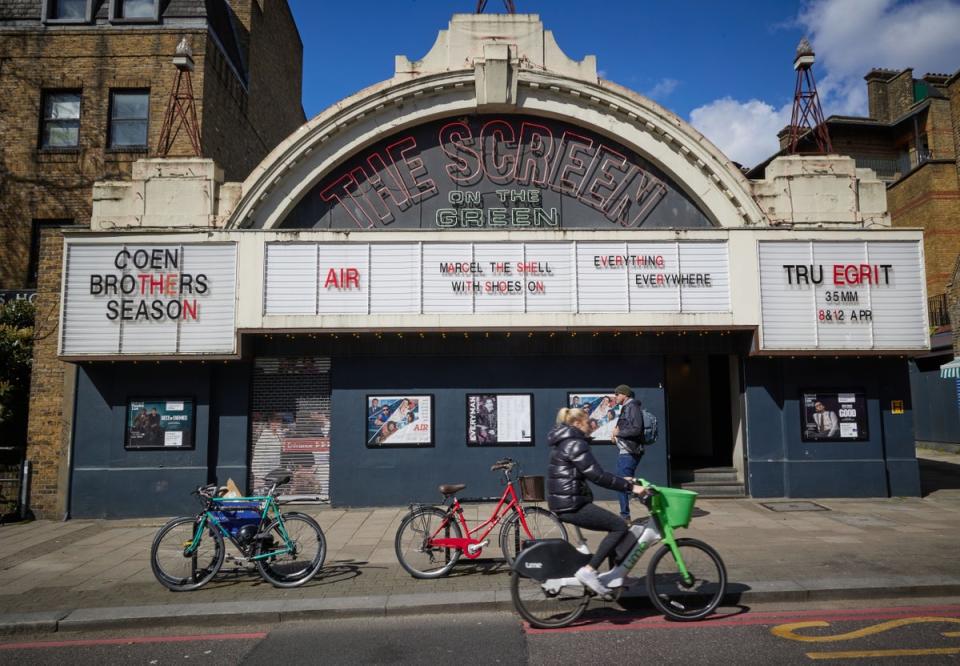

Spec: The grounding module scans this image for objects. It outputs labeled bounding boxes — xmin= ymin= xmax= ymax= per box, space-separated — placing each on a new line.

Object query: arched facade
xmin=229 ymin=59 xmax=765 ymax=231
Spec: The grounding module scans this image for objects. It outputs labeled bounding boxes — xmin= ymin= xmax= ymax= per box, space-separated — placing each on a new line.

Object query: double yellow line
xmin=771 ymin=616 xmax=960 ymax=660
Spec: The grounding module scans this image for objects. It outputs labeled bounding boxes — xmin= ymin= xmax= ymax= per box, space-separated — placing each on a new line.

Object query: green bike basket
xmin=654 ymin=487 xmax=698 ymax=528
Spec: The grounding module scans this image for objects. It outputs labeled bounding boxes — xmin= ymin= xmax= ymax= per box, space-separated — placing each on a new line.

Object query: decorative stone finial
xmin=176 ymin=36 xmax=192 ymax=58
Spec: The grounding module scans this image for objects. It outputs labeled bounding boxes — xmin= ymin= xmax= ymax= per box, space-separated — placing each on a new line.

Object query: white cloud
xmin=645 ymin=78 xmax=680 ymax=100
xmin=799 ymin=0 xmax=960 ymax=116
xmin=688 ymin=0 xmax=960 ymax=167
xmin=689 ymin=97 xmax=792 ymax=167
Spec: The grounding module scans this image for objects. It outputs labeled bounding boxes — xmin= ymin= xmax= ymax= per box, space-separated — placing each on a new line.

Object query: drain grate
xmin=760 ymin=501 xmax=830 ymax=512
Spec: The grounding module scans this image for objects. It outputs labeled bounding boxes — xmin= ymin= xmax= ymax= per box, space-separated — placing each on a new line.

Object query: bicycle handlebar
xmin=490 ymin=457 xmax=516 ymax=472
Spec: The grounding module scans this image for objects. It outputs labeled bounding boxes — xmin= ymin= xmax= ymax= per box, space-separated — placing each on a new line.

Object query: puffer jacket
xmin=546 ymin=424 xmax=632 ymax=513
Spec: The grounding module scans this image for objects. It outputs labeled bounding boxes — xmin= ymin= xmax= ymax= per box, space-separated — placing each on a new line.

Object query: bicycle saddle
xmin=439 ymin=483 xmax=466 ymax=496
xmin=265 ymin=468 xmax=292 ymax=486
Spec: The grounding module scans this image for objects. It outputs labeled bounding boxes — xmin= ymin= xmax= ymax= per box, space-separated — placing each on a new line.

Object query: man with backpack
xmin=612 ymin=384 xmax=647 ymax=523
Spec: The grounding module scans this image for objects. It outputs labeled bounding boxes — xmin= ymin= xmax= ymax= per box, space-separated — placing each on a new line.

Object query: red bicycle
xmin=395 ymin=458 xmax=568 ymax=578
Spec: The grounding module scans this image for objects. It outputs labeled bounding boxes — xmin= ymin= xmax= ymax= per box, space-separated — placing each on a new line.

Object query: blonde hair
xmin=556 ymin=407 xmax=588 ymax=426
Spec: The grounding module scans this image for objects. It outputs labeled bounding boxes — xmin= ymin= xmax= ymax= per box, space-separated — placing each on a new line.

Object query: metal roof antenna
xmin=788 ymin=37 xmax=833 ymax=154
xmin=157 ymin=36 xmax=202 ymax=157
xmin=475 ymin=0 xmax=517 ymax=13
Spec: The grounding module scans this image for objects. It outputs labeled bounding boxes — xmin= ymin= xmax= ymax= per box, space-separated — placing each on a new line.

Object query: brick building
xmin=0 ymin=0 xmax=305 ymax=513
xmin=0 ymin=0 xmax=305 ymax=290
xmin=749 ymin=66 xmax=960 ymax=450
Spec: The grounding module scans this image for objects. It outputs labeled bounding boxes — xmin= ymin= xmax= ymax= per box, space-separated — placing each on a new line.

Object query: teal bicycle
xmin=150 ymin=469 xmax=326 ymax=590
xmin=511 ymin=479 xmax=727 ymax=628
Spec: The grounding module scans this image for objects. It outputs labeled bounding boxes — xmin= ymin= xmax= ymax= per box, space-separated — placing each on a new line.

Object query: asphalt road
xmin=3 ymin=598 xmax=960 ymax=665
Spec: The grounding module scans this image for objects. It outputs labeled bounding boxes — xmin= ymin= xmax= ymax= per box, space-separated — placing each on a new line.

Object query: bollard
xmin=19 ymin=460 xmax=31 ymax=521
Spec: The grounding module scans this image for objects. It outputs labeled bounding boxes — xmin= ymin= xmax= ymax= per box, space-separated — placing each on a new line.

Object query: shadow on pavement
xmin=918 ymin=457 xmax=960 ymax=496
xmin=446 ymin=557 xmax=510 ymax=577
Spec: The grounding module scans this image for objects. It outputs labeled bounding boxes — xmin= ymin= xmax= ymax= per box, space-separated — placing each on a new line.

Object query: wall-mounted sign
xmin=125 ymin=398 xmax=195 ymax=449
xmin=366 ymin=395 xmax=434 ymax=448
xmin=0 ymin=290 xmax=36 ymax=306
xmin=264 ymin=241 xmax=730 ymax=316
xmin=467 ymin=393 xmax=533 ymax=447
xmin=60 ymin=243 xmax=237 ymax=356
xmin=759 ymin=241 xmax=927 ymax=350
xmin=277 ymin=115 xmax=712 ymax=231
xmin=568 ymin=393 xmax=621 ymax=444
xmin=800 ymin=391 xmax=868 ymax=442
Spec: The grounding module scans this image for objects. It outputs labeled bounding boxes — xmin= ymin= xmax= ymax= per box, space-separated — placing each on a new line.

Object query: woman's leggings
xmin=558 ymin=502 xmax=628 ymax=570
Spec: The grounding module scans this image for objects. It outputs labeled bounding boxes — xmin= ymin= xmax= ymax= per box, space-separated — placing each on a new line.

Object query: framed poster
xmin=126 ymin=398 xmax=195 ymax=449
xmin=466 ymin=393 xmax=534 ymax=447
xmin=366 ymin=395 xmax=434 ymax=448
xmin=567 ymin=392 xmax=621 ymax=444
xmin=800 ymin=391 xmax=869 ymax=442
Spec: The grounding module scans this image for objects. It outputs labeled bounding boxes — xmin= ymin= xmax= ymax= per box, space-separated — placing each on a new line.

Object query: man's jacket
xmin=615 ymin=399 xmax=644 ymax=455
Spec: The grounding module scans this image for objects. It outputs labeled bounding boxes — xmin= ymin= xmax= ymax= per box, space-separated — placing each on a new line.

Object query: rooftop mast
xmin=788 ymin=38 xmax=833 ymax=154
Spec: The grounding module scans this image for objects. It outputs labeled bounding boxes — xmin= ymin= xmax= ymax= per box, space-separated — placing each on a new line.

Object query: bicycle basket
xmin=210 ymin=499 xmax=263 ymax=537
xmin=519 ymin=475 xmax=545 ymax=502
xmin=653 ymin=487 xmax=697 ymax=528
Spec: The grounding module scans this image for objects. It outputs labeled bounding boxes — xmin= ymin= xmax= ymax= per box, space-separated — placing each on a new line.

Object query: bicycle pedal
xmin=466 ymin=539 xmax=489 ymax=555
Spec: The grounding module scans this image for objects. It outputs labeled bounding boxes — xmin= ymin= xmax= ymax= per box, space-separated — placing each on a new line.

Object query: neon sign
xmin=282 ymin=115 xmax=711 ymax=231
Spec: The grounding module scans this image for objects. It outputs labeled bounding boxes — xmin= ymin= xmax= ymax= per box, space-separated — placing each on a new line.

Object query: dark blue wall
xmin=329 ymin=355 xmax=667 ymax=507
xmin=744 ymin=357 xmax=920 ymax=498
xmin=70 ymin=362 xmax=251 ymax=518
xmin=910 ymin=359 xmax=960 ymax=445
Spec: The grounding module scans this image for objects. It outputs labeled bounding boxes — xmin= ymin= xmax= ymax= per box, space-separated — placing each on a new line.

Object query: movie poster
xmin=466 ymin=394 xmax=533 ymax=446
xmin=126 ymin=398 xmax=195 ymax=449
xmin=801 ymin=391 xmax=869 ymax=442
xmin=366 ymin=395 xmax=433 ymax=447
xmin=568 ymin=393 xmax=621 ymax=444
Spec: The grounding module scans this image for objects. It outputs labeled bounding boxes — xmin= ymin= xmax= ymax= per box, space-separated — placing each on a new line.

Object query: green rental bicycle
xmin=150 ymin=469 xmax=326 ymax=590
xmin=511 ymin=479 xmax=727 ymax=628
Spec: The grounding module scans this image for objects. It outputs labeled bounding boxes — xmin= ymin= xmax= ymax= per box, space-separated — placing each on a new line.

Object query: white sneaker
xmin=599 ymin=574 xmax=640 ymax=589
xmin=575 ymin=566 xmax=610 ymax=596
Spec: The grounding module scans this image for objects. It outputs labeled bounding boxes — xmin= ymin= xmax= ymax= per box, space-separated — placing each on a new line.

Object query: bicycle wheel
xmin=500 ymin=506 xmax=568 ymax=567
xmin=646 ymin=538 xmax=727 ymax=621
xmin=150 ymin=516 xmax=224 ymax=591
xmin=510 ymin=571 xmax=590 ymax=629
xmin=395 ymin=506 xmax=462 ymax=579
xmin=255 ymin=512 xmax=327 ymax=588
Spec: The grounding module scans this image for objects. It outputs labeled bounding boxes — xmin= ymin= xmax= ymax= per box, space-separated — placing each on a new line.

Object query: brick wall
xmin=201 ymin=0 xmax=304 ymax=180
xmin=0 ymin=29 xmax=209 ymax=289
xmin=24 ymin=227 xmax=70 ymax=519
xmin=888 ymin=161 xmax=960 ymax=297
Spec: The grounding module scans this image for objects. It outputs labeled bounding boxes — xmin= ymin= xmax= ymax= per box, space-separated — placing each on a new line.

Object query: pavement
xmin=0 ymin=448 xmax=958 ymax=634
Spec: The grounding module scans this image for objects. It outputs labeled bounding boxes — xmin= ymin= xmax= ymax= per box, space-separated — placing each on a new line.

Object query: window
xmin=39 ymin=91 xmax=81 ymax=150
xmin=108 ymin=90 xmax=149 ymax=150
xmin=110 ymin=0 xmax=160 ymax=21
xmin=27 ymin=220 xmax=71 ymax=288
xmin=42 ymin=0 xmax=92 ymax=22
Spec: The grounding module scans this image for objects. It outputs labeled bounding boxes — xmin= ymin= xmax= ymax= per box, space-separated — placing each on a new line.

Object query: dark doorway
xmin=665 ymin=354 xmax=734 ymax=469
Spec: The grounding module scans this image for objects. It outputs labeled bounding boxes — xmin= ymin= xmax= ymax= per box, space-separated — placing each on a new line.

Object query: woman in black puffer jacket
xmin=547 ymin=407 xmax=646 ymax=595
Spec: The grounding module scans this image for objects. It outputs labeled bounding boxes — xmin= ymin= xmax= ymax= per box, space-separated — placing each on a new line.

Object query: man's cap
xmin=614 ymin=384 xmax=634 ymax=397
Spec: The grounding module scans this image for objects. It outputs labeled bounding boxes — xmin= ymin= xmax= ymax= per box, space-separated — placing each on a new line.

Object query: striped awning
xmin=941 ymin=357 xmax=960 ymax=379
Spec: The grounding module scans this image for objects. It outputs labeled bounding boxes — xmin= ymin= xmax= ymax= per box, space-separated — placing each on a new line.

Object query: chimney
xmin=865 ymin=68 xmax=897 ymax=122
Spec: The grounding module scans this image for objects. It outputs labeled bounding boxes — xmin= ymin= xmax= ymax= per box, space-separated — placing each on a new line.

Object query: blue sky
xmin=287 ymin=0 xmax=960 ymax=167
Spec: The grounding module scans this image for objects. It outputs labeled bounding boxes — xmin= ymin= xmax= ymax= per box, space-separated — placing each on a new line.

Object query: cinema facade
xmin=40 ymin=15 xmax=930 ymax=518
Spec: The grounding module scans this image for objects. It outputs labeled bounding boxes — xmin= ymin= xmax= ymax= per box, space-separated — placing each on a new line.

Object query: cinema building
xmin=29 ymin=15 xmax=930 ymax=518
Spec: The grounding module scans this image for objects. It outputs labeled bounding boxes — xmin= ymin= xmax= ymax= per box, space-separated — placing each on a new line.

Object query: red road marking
xmin=0 ymin=632 xmax=268 ymax=651
xmin=523 ymin=604 xmax=960 ymax=635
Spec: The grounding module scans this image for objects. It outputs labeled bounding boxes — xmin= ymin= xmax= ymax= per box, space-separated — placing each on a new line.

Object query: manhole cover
xmin=759 ymin=501 xmax=830 ymax=512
